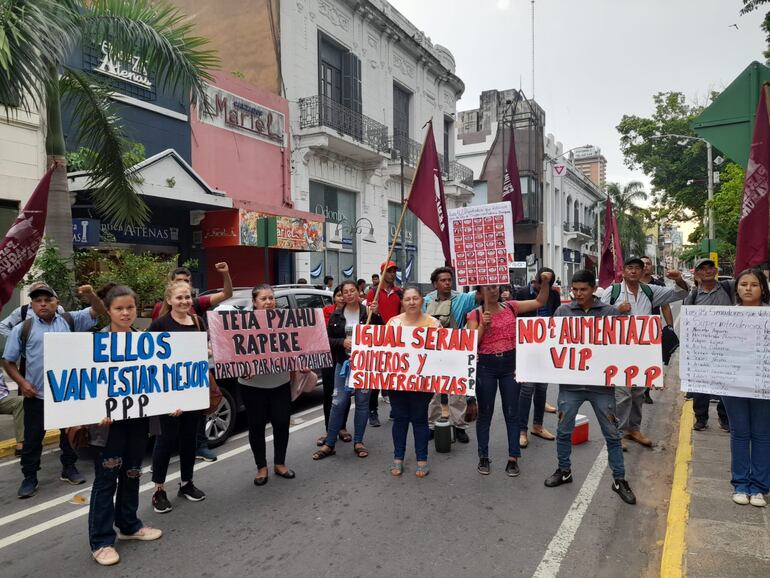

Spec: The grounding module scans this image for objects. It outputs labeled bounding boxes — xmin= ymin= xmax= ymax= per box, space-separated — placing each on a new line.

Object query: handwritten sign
xmin=448 ymin=202 xmax=515 ymax=289
xmin=44 ymin=332 xmax=209 ymax=429
xmin=516 ymin=316 xmax=664 ymax=388
xmin=680 ymin=306 xmax=770 ymax=399
xmin=349 ymin=324 xmax=478 ymax=395
xmin=208 ymin=308 xmax=332 ymax=379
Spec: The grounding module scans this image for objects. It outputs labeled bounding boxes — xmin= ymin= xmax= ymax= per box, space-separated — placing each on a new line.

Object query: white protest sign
xmin=350 ymin=324 xmax=478 ymax=395
xmin=44 ymin=332 xmax=210 ymax=429
xmin=680 ymin=306 xmax=770 ymax=400
xmin=448 ymin=202 xmax=515 ymax=290
xmin=515 ymin=316 xmax=664 ymax=388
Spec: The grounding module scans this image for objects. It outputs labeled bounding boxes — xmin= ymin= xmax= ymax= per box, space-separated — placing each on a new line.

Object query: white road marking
xmin=532 ymin=447 xmax=609 ymax=578
xmin=0 ymin=413 xmax=326 ymax=550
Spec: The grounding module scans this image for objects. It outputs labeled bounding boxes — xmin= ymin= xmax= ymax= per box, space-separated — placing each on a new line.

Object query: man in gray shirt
xmin=684 ymin=258 xmax=734 ymax=431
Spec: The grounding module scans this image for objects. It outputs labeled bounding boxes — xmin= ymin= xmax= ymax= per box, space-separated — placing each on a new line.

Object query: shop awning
xmin=201 ymin=205 xmax=325 ymax=252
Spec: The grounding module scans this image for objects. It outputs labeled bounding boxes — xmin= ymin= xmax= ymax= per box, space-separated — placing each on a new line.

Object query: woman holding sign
xmin=149 ymin=280 xmax=208 ymax=513
xmin=386 ymin=286 xmax=441 ymax=478
xmin=241 ymin=284 xmax=306 ymax=486
xmin=466 ymin=274 xmax=553 ymax=477
xmin=87 ymin=285 xmax=161 ymax=566
xmin=723 ymin=268 xmax=770 ymax=508
xmin=314 ymin=280 xmax=382 ymax=461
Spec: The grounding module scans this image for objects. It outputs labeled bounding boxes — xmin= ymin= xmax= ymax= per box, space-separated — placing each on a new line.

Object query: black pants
xmin=20 ymin=397 xmax=77 ymax=478
xmin=322 ymin=366 xmax=349 ymax=430
xmin=151 ymin=411 xmax=202 ymax=484
xmin=693 ymin=393 xmax=728 ymax=425
xmin=241 ymin=383 xmax=291 ymax=469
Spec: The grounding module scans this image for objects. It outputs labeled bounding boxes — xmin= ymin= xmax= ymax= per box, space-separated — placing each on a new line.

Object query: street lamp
xmin=334 ymin=218 xmax=377 ymax=244
xmin=650 ymin=133 xmax=716 ymax=248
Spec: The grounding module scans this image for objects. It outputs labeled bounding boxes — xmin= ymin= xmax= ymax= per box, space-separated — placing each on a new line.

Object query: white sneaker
xmin=750 ymin=493 xmax=767 ymax=507
xmin=732 ymin=492 xmax=750 ymax=505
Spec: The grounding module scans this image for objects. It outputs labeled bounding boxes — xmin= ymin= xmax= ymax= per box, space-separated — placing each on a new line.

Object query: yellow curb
xmin=0 ymin=429 xmax=59 ymax=459
xmin=660 ymin=399 xmax=694 ymax=578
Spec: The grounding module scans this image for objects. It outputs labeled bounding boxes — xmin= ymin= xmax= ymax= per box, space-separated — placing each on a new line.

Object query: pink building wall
xmin=190 ymin=71 xmax=291 ymax=211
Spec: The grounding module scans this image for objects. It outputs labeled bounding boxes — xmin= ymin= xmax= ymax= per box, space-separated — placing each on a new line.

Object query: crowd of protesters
xmin=1 ymin=255 xmax=769 ymax=566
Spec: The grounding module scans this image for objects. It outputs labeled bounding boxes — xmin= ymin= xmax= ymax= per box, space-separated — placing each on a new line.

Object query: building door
xmin=393 ymin=85 xmax=410 ymax=155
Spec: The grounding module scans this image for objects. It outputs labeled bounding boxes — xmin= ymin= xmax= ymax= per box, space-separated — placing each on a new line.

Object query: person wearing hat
xmin=0 ymin=282 xmax=66 ymax=337
xmin=684 ymin=258 xmax=736 ymax=432
xmin=364 ymin=261 xmax=402 ymax=427
xmin=3 ymin=283 xmax=107 ymax=498
xmin=601 ymin=257 xmax=690 ymax=449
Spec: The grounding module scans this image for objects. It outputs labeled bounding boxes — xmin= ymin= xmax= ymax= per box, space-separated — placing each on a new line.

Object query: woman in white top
xmin=241 ymin=284 xmax=296 ymax=486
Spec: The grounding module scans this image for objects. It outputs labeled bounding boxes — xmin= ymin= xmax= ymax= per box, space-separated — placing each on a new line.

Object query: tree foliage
xmin=616 ymin=92 xmax=716 ymax=223
xmin=741 ymin=1 xmax=770 ymax=58
xmin=603 ymin=182 xmax=650 ymax=259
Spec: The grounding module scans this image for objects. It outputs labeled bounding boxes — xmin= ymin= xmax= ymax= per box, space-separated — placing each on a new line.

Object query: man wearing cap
xmin=684 ymin=258 xmax=735 ymax=431
xmin=3 ymin=284 xmax=105 ymax=498
xmin=0 ymin=282 xmax=65 ymax=337
xmin=601 ymin=257 xmax=690 ymax=449
xmin=365 ymin=262 xmax=402 ymax=426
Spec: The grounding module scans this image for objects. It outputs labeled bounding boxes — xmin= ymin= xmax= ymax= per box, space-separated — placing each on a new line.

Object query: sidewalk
xmin=663 ymin=399 xmax=770 ymax=577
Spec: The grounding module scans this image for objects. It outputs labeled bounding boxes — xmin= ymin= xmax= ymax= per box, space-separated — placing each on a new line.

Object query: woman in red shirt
xmin=466 ymin=273 xmax=553 ymax=478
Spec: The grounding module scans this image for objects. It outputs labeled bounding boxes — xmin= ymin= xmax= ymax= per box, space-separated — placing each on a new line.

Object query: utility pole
xmin=706 ymin=141 xmax=715 ymax=244
xmin=400 ymin=153 xmax=407 ymax=283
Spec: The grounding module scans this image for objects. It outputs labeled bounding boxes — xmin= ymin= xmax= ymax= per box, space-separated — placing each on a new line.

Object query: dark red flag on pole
xmin=407 ymin=122 xmax=451 ymax=264
xmin=502 ymin=124 xmax=525 ymax=223
xmin=734 ymin=83 xmax=770 ymax=274
xmin=599 ymin=192 xmax=624 ymax=288
xmin=0 ymin=166 xmax=56 ymax=308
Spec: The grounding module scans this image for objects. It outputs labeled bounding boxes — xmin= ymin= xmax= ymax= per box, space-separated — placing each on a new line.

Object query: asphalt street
xmin=0 ymin=372 xmax=682 ymax=578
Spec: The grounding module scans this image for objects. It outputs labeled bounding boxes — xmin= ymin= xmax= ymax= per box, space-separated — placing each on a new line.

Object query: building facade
xmin=282 ymin=0 xmax=472 ymax=284
xmin=571 ymin=145 xmax=607 ymax=188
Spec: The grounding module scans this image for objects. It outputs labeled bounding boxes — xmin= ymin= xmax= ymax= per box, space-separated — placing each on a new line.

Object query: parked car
xmin=204 ymin=285 xmax=332 ymax=447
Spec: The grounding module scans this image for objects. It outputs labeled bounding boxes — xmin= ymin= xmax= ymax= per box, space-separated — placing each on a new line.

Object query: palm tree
xmin=0 ymin=0 xmax=218 ymax=259
xmin=602 ymin=181 xmax=650 ymax=259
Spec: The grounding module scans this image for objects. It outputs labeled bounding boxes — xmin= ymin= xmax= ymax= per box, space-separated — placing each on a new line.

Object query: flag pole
xmin=366 ymin=120 xmax=433 ymax=323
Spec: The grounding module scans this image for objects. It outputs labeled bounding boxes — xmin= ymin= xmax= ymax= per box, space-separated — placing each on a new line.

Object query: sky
xmin=389 ymin=0 xmax=767 ymax=193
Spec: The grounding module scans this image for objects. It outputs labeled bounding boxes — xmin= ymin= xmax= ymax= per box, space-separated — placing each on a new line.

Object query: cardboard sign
xmin=448 ymin=202 xmax=515 ymax=289
xmin=680 ymin=306 xmax=770 ymax=399
xmin=515 ymin=316 xmax=664 ymax=388
xmin=349 ymin=324 xmax=478 ymax=395
xmin=44 ymin=332 xmax=209 ymax=429
xmin=208 ymin=308 xmax=332 ymax=379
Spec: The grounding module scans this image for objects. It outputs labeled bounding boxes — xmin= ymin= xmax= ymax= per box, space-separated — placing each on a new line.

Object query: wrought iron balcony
xmin=563 ymin=221 xmax=594 ymax=237
xmin=298 ymin=95 xmax=389 ymax=152
xmin=448 ymin=160 xmax=474 ymax=187
xmin=390 ymin=134 xmax=422 ymax=166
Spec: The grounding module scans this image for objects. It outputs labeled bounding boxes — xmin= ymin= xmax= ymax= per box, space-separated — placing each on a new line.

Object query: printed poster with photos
xmin=448 ymin=202 xmax=515 ymax=289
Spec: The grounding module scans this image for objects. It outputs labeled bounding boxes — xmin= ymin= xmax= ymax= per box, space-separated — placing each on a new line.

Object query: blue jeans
xmin=519 ymin=382 xmax=548 ymax=432
xmin=325 ymin=363 xmax=370 ymax=447
xmin=88 ymin=418 xmax=148 ymax=551
xmin=476 ymin=351 xmax=520 ymax=459
xmin=556 ymin=388 xmax=625 ymax=479
xmin=722 ymin=396 xmax=770 ymax=495
xmin=390 ymin=391 xmax=432 ymax=461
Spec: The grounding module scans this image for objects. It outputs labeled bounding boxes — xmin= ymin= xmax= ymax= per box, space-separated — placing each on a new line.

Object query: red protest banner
xmin=349 ymin=324 xmax=478 ymax=394
xmin=207 ymin=308 xmax=332 ymax=379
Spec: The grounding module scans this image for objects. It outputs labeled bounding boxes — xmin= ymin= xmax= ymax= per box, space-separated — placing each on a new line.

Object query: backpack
xmin=426 ymin=298 xmax=457 ymax=329
xmin=19 ymin=312 xmax=75 ymax=377
xmin=609 ymin=283 xmax=653 ymax=305
xmin=684 ymin=280 xmax=734 ymax=306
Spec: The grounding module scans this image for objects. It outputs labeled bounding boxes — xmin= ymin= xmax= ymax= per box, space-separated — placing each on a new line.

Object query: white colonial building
xmin=281 ymin=0 xmax=473 ymax=284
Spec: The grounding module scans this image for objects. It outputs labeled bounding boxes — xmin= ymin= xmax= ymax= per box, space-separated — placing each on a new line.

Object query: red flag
xmin=0 ymin=166 xmax=55 ymax=308
xmin=407 ymin=122 xmax=451 ymax=264
xmin=734 ymin=84 xmax=770 ymax=274
xmin=599 ymin=192 xmax=624 ymax=288
xmin=502 ymin=124 xmax=525 ymax=223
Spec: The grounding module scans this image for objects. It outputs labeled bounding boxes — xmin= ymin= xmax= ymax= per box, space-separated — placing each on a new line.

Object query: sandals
xmin=339 ymin=431 xmax=353 ymax=443
xmin=519 ymin=432 xmax=529 ymax=448
xmin=390 ymin=461 xmax=404 ymax=476
xmin=353 ymin=443 xmax=369 ymax=458
xmin=531 ymin=427 xmax=555 ymax=441
xmin=316 ymin=435 xmax=326 ymax=447
xmin=312 ymin=446 xmax=336 ymax=460
xmin=415 ymin=463 xmax=430 ymax=478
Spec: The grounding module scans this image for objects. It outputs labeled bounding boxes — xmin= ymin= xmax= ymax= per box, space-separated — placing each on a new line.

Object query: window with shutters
xmin=393 ymin=84 xmax=411 ymax=157
xmin=318 ymin=33 xmax=361 ymax=138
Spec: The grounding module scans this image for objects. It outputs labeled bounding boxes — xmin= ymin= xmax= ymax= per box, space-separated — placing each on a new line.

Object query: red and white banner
xmin=350 ymin=324 xmax=478 ymax=395
xmin=207 ymin=308 xmax=332 ymax=379
xmin=515 ymin=316 xmax=664 ymax=388
xmin=448 ymin=202 xmax=515 ymax=289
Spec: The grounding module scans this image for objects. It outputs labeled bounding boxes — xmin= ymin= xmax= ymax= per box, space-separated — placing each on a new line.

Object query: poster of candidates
xmin=448 ymin=202 xmax=515 ymax=289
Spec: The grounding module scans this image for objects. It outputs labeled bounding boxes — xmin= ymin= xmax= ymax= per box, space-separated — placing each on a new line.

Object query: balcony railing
xmin=390 ymin=134 xmax=422 ymax=166
xmin=448 ymin=160 xmax=474 ymax=187
xmin=298 ymin=95 xmax=389 ymax=152
xmin=563 ymin=222 xmax=594 ymax=236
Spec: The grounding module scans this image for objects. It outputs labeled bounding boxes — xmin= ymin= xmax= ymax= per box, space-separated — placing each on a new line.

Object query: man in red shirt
xmin=364 ymin=261 xmax=402 ymax=426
